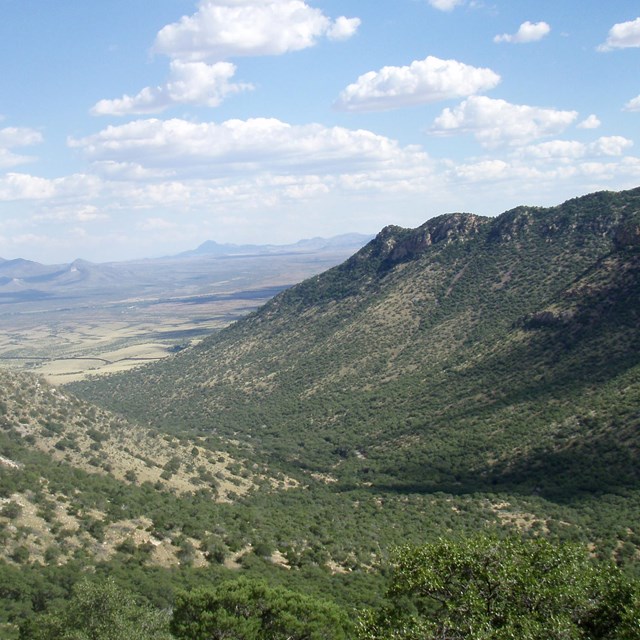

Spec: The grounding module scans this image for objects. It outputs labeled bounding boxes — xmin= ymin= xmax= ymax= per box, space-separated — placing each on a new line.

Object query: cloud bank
xmin=430 ymin=96 xmax=578 ymax=147
xmin=70 ymin=117 xmax=431 ymax=181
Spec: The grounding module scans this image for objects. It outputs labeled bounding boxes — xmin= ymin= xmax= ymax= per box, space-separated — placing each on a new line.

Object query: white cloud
xmin=0 ymin=126 xmax=43 ymax=168
xmin=335 ymin=56 xmax=500 ymax=112
xmin=0 ymin=173 xmax=56 ymax=201
xmin=327 ymin=16 xmax=361 ymax=41
xmin=0 ymin=172 xmax=103 ymax=204
xmin=590 ymin=135 xmax=634 ymax=156
xmin=0 ymin=127 xmax=43 ymax=148
xmin=598 ymin=17 xmax=640 ymax=51
xmin=623 ymin=95 xmax=640 ymax=112
xmin=519 ymin=140 xmax=586 ymax=160
xmin=577 ymin=114 xmax=601 ymax=129
xmin=153 ymin=0 xmax=360 ymax=61
xmin=34 ymin=205 xmax=109 ymax=223
xmin=430 ymin=96 xmax=578 ymax=147
xmin=92 ymin=61 xmax=253 ymax=116
xmin=427 ymin=0 xmax=464 ymax=11
xmin=453 ymin=159 xmax=511 ymax=181
xmin=518 ymin=136 xmax=633 ymax=160
xmin=69 ymin=117 xmax=431 ymax=178
xmin=494 ymin=21 xmax=551 ymax=44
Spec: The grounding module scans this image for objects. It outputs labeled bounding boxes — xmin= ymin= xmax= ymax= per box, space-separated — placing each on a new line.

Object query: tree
xmin=170 ymin=577 xmax=352 ymax=640
xmin=357 ymin=534 xmax=640 ymax=640
xmin=19 ymin=578 xmax=172 ymax=640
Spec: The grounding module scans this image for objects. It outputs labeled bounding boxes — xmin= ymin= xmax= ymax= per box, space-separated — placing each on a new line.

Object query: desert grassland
xmin=0 ymin=248 xmax=362 ymax=383
xmin=0 ymin=294 xmax=267 ymax=384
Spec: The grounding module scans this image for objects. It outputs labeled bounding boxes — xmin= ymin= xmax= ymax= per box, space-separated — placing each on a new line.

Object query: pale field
xmin=0 ymin=295 xmax=261 ymax=384
xmin=0 ymin=248 xmax=363 ymax=383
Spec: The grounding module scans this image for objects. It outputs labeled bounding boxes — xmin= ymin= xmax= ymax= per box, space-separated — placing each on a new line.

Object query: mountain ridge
xmin=2 ymin=186 xmax=640 ymax=634
xmin=180 ymin=233 xmax=374 ymax=258
xmin=0 ymin=233 xmax=373 ymax=306
xmin=71 ymin=187 xmax=640 ymax=495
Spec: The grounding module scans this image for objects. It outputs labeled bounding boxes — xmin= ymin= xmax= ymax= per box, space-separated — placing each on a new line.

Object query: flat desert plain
xmin=0 ymin=248 xmax=359 ymax=384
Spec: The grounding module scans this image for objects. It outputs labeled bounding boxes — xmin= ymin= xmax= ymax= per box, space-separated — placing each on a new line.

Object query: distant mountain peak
xmin=178 ymin=233 xmax=374 ymax=258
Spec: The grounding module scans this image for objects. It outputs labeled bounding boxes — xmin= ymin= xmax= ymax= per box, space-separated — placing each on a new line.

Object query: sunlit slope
xmin=71 ymin=188 xmax=640 ymax=502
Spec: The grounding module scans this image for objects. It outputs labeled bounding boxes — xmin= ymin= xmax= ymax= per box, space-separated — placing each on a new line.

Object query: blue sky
xmin=1 ymin=0 xmax=639 ymax=263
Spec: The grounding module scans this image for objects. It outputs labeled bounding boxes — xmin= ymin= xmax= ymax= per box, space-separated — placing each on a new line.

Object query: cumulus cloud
xmin=327 ymin=16 xmax=361 ymax=41
xmin=577 ymin=114 xmax=601 ymax=129
xmin=153 ymin=0 xmax=360 ymax=61
xmin=494 ymin=21 xmax=551 ymax=44
xmin=0 ymin=172 xmax=103 ymax=204
xmin=430 ymin=96 xmax=578 ymax=147
xmin=69 ymin=117 xmax=430 ymax=178
xmin=427 ymin=0 xmax=464 ymax=11
xmin=623 ymin=95 xmax=640 ymax=111
xmin=0 ymin=126 xmax=43 ymax=168
xmin=92 ymin=61 xmax=252 ymax=116
xmin=598 ymin=17 xmax=640 ymax=51
xmin=0 ymin=173 xmax=56 ymax=201
xmin=0 ymin=127 xmax=43 ymax=148
xmin=335 ymin=56 xmax=500 ymax=112
xmin=519 ymin=140 xmax=586 ymax=160
xmin=590 ymin=135 xmax=634 ymax=156
xmin=519 ymin=136 xmax=633 ymax=160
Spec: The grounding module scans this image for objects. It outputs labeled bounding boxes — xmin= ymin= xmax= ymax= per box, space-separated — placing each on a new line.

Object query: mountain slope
xmin=0 ymin=365 xmax=303 ymax=577
xmin=70 ymin=187 xmax=640 ymax=562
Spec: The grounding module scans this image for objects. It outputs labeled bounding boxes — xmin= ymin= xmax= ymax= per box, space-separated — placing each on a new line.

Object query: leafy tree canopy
xmin=358 ymin=534 xmax=640 ymax=640
xmin=19 ymin=578 xmax=172 ymax=640
xmin=170 ymin=577 xmax=353 ymax=640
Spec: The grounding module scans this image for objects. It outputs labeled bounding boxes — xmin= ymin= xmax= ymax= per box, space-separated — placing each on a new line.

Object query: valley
xmin=0 ymin=238 xmax=369 ymax=383
xmin=1 ymin=191 xmax=640 ymax=638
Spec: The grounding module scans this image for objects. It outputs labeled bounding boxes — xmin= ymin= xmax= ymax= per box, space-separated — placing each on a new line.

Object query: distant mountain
xmin=177 ymin=233 xmax=374 ymax=258
xmin=0 ymin=234 xmax=372 ymax=308
xmin=72 ymin=187 xmax=640 ymax=562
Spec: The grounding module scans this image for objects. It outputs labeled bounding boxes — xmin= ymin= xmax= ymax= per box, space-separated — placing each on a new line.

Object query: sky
xmin=0 ymin=0 xmax=639 ymax=263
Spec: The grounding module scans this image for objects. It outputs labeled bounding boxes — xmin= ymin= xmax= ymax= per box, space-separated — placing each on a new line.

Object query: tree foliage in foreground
xmin=358 ymin=535 xmax=640 ymax=640
xmin=170 ymin=577 xmax=353 ymax=640
xmin=19 ymin=578 xmax=172 ymax=640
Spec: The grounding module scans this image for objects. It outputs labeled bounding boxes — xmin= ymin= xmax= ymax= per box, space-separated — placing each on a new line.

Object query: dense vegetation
xmin=1 ymin=187 xmax=640 ymax=635
xmin=17 ymin=536 xmax=640 ymax=639
xmin=72 ymin=188 xmax=640 ymax=560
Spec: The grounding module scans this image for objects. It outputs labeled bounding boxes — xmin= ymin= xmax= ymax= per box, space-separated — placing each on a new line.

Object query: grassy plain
xmin=0 ymin=250 xmax=356 ymax=383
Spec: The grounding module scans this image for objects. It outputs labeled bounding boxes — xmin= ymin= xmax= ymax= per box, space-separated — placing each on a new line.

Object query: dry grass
xmin=0 ymin=491 xmax=208 ymax=568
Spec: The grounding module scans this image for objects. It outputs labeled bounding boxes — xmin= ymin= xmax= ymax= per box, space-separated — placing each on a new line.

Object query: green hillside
xmin=71 ymin=187 xmax=640 ymax=567
xmin=3 ymin=187 xmax=640 ymax=636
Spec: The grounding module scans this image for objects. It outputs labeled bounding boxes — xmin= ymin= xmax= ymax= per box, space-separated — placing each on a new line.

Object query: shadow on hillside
xmin=370 ymin=428 xmax=639 ymax=505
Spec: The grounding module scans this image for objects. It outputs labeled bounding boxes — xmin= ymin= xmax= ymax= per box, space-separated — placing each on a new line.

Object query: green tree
xmin=19 ymin=578 xmax=172 ymax=640
xmin=171 ymin=577 xmax=352 ymax=640
xmin=358 ymin=534 xmax=640 ymax=640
